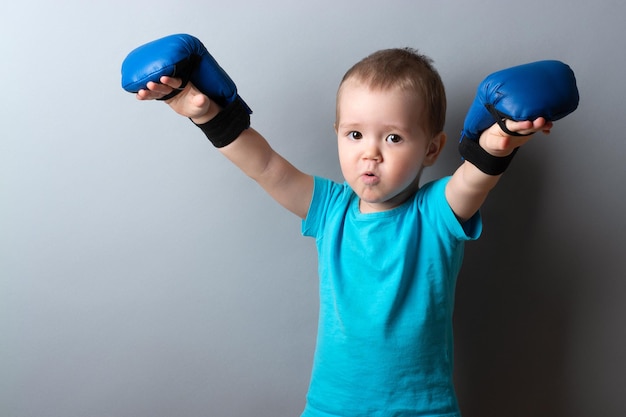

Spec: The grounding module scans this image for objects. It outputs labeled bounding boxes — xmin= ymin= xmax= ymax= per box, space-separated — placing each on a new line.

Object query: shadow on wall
xmin=453 ymin=149 xmax=580 ymax=417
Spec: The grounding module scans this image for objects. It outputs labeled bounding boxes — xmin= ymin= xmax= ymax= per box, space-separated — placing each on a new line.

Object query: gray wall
xmin=1 ymin=1 xmax=624 ymax=416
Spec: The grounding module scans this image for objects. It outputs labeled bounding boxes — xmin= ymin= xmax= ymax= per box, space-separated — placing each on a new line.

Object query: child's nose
xmin=362 ymin=139 xmax=382 ymax=161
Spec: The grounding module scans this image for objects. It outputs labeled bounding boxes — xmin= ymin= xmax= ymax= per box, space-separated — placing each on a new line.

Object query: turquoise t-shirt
xmin=301 ymin=176 xmax=482 ymax=417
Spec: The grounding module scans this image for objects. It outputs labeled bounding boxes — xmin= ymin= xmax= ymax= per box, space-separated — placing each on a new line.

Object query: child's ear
xmin=424 ymin=131 xmax=447 ymax=166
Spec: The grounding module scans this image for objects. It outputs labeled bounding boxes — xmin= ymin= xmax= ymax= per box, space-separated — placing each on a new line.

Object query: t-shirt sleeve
xmin=301 ymin=176 xmax=332 ymax=238
xmin=419 ymin=176 xmax=482 ymax=242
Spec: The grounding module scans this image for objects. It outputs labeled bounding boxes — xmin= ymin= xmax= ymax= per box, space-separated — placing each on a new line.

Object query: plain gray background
xmin=1 ymin=1 xmax=624 ymax=416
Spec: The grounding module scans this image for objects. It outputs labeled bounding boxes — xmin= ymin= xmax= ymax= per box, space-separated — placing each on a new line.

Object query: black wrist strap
xmin=193 ymin=95 xmax=251 ymax=148
xmin=459 ymin=135 xmax=519 ymax=176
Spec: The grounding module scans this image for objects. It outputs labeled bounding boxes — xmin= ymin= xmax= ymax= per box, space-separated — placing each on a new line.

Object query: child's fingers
xmin=146 ymin=80 xmax=174 ymax=96
xmin=136 ymin=88 xmax=162 ymax=101
xmin=135 ymin=77 xmax=185 ymax=101
xmin=159 ymin=76 xmax=183 ymax=89
xmin=503 ymin=117 xmax=551 ymax=136
xmin=541 ymin=120 xmax=554 ymax=135
xmin=481 ymin=117 xmax=554 ymax=155
xmin=503 ymin=119 xmax=534 ymax=135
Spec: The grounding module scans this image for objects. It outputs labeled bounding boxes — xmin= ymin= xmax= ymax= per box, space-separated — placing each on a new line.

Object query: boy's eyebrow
xmin=382 ymin=123 xmax=411 ymax=133
xmin=337 ymin=121 xmax=412 ymax=134
xmin=336 ymin=122 xmax=361 ymax=130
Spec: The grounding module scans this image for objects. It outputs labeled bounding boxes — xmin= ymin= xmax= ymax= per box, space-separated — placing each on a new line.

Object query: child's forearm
xmin=186 ymin=95 xmax=312 ymax=218
xmin=218 ymin=128 xmax=276 ymax=180
xmin=217 ymin=128 xmax=314 ymax=219
xmin=445 ymin=160 xmax=502 ymax=222
xmin=446 ymin=119 xmax=546 ymax=222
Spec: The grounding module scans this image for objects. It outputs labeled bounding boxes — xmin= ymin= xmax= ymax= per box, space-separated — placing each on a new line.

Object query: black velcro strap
xmin=459 ymin=135 xmax=519 ymax=176
xmin=485 ymin=104 xmax=533 ymax=137
xmin=159 ymin=88 xmax=184 ymax=101
xmin=193 ymin=96 xmax=251 ymax=148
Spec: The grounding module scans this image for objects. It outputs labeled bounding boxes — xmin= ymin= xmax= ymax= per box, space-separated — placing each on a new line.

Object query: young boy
xmin=136 ymin=48 xmax=551 ymax=416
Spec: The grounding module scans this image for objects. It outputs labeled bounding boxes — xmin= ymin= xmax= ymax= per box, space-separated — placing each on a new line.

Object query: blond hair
xmin=338 ymin=48 xmax=446 ymax=137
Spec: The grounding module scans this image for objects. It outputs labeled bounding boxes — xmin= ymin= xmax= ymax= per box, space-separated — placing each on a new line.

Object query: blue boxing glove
xmin=459 ymin=60 xmax=579 ymax=175
xmin=121 ymin=34 xmax=251 ymax=147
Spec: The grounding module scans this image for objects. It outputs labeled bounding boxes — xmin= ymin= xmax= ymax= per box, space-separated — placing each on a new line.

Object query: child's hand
xmin=479 ymin=117 xmax=553 ymax=157
xmin=136 ymin=76 xmax=218 ymax=124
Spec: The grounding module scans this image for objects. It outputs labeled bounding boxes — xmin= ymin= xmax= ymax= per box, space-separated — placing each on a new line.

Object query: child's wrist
xmin=192 ymin=96 xmax=251 ymax=148
xmin=190 ymin=104 xmax=220 ymax=125
xmin=478 ymin=136 xmax=517 ymax=158
xmin=459 ymin=136 xmax=519 ymax=176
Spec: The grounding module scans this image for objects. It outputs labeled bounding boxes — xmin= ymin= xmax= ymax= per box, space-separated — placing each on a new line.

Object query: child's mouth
xmin=361 ymin=172 xmax=379 ymax=185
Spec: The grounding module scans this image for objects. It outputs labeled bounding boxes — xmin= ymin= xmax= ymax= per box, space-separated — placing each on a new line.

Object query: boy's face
xmin=335 ymin=79 xmax=445 ymax=213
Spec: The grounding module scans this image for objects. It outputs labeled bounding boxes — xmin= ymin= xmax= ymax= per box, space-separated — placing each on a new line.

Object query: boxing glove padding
xmin=121 ymin=34 xmax=251 ymax=147
xmin=121 ymin=33 xmax=251 ymax=112
xmin=459 ymin=60 xmax=579 ymax=175
xmin=461 ymin=60 xmax=579 ymax=141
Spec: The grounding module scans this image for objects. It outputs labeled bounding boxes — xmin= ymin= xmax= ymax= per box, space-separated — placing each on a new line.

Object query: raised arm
xmin=123 ymin=34 xmax=313 ymax=219
xmin=140 ymin=76 xmax=313 ymax=219
xmin=445 ymin=118 xmax=551 ymax=222
xmin=445 ymin=60 xmax=579 ymax=222
xmin=218 ymin=128 xmax=313 ymax=219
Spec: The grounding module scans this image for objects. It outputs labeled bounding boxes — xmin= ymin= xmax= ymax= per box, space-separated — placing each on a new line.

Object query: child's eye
xmin=349 ymin=131 xmax=363 ymax=140
xmin=386 ymin=134 xmax=402 ymax=143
